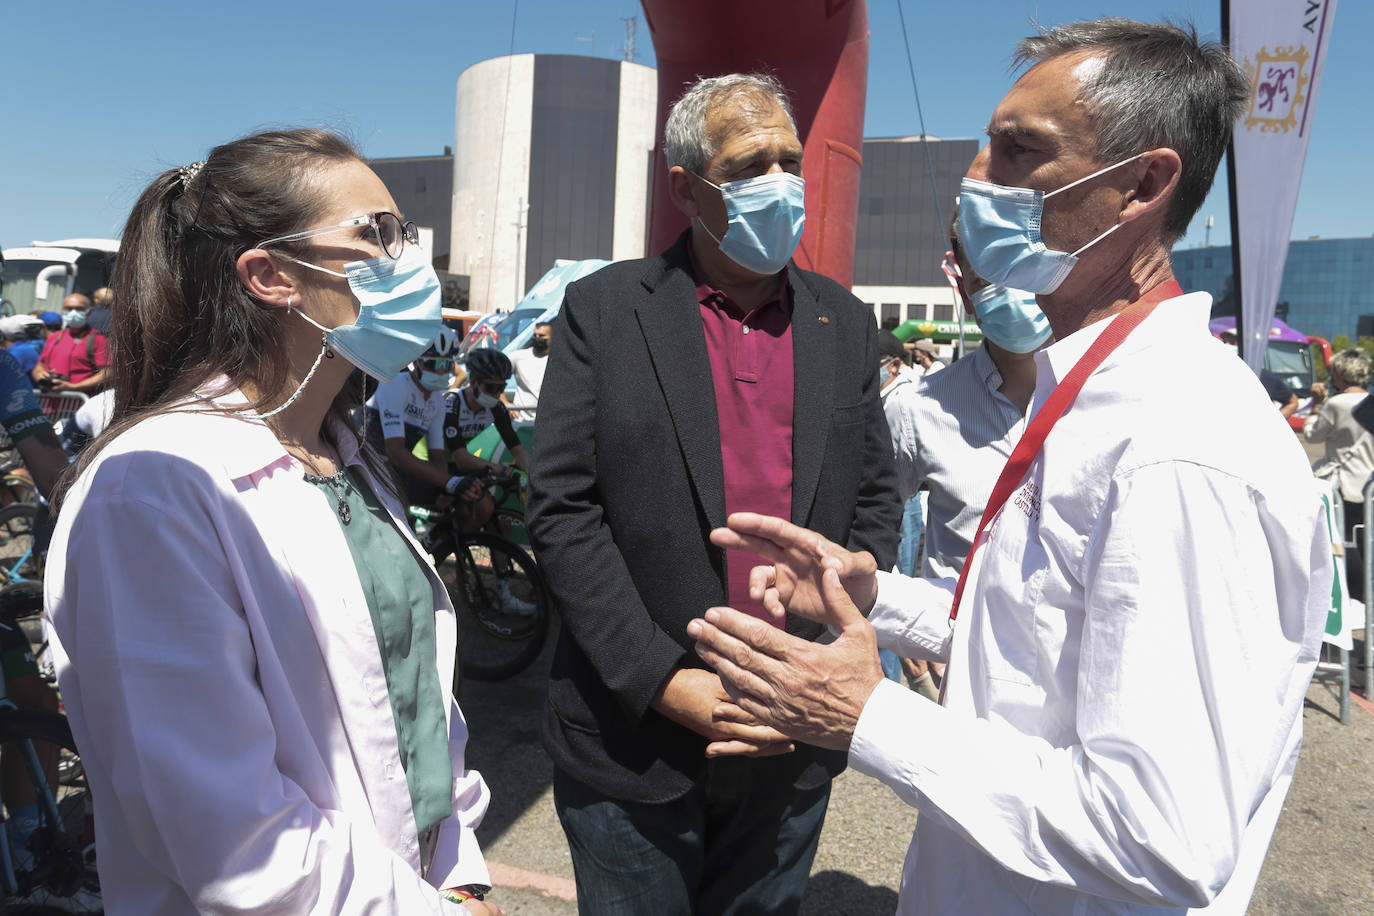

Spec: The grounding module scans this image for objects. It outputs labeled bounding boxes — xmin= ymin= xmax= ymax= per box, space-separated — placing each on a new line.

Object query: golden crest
xmin=1243 ymin=45 xmax=1311 ymax=133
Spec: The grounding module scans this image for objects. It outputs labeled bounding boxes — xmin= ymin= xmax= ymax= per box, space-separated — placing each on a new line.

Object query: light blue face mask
xmin=289 ymin=245 xmax=444 ymax=382
xmin=970 ymin=284 xmax=1052 ymax=354
xmin=694 ymin=171 xmax=806 ymax=276
xmin=418 ymin=370 xmax=450 ymax=392
xmin=957 ymin=153 xmax=1144 ymax=295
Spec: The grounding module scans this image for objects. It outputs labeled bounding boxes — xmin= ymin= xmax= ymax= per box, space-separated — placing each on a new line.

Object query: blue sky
xmin=2 ymin=0 xmax=1366 ymax=256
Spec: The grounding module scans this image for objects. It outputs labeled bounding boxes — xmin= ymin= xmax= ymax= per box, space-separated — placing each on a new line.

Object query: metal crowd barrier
xmin=1314 ymin=483 xmax=1351 ymax=724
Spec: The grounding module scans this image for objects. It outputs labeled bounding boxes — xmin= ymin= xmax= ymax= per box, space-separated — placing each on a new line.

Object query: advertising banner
xmin=1228 ymin=0 xmax=1338 ymax=371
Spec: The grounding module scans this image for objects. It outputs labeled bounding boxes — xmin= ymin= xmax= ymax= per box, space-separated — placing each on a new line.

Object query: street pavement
xmin=462 ymin=625 xmax=1373 ymax=915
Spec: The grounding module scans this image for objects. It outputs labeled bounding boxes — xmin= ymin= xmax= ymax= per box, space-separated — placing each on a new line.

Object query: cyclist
xmin=440 ymin=348 xmax=535 ymax=616
xmin=442 ymin=347 xmax=529 ymax=482
xmin=0 ymin=349 xmax=68 ymax=498
xmin=364 ymin=327 xmax=481 ymax=508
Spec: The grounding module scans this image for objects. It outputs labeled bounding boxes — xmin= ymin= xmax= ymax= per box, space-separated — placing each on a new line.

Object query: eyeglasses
xmin=258 ymin=212 xmax=419 ymax=261
xmin=418 ymin=357 xmax=454 ymax=374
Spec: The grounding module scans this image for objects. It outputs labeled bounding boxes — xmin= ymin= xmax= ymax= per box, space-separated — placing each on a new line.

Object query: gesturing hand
xmin=649 ymin=666 xmax=795 ymax=758
xmin=709 ymin=513 xmax=878 ymax=626
xmin=688 ymin=567 xmax=884 ymax=752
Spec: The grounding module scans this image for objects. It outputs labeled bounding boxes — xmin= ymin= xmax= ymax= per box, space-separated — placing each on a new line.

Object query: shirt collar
xmin=689 ymin=248 xmax=790 ymax=316
xmin=191 ymin=375 xmax=362 ymax=480
xmin=1032 ymin=290 xmax=1210 ymax=406
xmin=971 ymin=344 xmax=1005 ymax=394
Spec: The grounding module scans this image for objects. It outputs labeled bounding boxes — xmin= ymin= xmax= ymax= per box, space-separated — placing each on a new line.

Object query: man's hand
xmin=1310 ymin=381 xmax=1328 ymax=402
xmin=709 ymin=512 xmax=878 ymax=626
xmin=649 ymin=667 xmax=795 ymax=757
xmin=688 ymin=567 xmax=884 ymax=751
xmin=30 ymin=363 xmax=50 ymax=382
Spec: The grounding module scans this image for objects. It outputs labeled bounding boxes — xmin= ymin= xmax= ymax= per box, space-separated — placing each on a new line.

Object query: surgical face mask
xmin=418 ymin=369 xmax=450 ymax=391
xmin=289 ymin=245 xmax=443 ymax=382
xmin=476 ymin=392 xmax=502 ymax=409
xmin=970 ymin=285 xmax=1052 ymax=354
xmin=62 ymin=310 xmax=88 ymax=329
xmin=693 ymin=171 xmax=806 ymax=276
xmin=957 ymin=154 xmax=1144 ymax=295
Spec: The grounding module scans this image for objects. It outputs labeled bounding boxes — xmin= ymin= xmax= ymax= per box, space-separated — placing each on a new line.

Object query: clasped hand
xmin=685 ymin=513 xmax=886 ymax=752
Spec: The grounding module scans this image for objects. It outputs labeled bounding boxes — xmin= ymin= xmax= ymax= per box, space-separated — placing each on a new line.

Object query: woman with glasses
xmin=44 ymin=129 xmax=502 ymax=914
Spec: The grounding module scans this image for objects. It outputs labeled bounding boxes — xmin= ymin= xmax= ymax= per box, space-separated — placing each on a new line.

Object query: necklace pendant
xmin=337 ymin=497 xmax=352 ymax=524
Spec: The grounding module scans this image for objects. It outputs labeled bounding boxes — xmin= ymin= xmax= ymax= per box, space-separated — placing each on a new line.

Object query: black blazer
xmin=527 ymin=232 xmax=901 ymax=803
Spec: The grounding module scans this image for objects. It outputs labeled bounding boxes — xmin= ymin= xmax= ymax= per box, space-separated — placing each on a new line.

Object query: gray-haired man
xmin=690 ymin=20 xmax=1330 ymax=914
xmin=528 ymin=73 xmax=899 ymax=913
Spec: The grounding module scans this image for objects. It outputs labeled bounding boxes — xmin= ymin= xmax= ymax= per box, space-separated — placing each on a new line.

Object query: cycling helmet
xmin=425 ymin=327 xmax=460 ymax=359
xmin=465 ymin=347 xmax=513 ymax=381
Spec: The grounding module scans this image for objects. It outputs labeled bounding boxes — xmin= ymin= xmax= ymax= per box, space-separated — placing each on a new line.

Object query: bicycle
xmin=0 ymin=503 xmax=41 ymax=587
xmin=413 ymin=471 xmax=551 ymax=684
xmin=0 ymin=589 xmax=99 ymax=913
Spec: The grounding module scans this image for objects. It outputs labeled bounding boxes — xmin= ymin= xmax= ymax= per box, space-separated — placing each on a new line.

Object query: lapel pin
xmin=818 ymin=316 xmax=830 ymax=325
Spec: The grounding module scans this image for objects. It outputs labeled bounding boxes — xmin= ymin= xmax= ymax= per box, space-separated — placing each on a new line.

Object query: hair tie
xmin=178 ymin=161 xmax=206 ymax=188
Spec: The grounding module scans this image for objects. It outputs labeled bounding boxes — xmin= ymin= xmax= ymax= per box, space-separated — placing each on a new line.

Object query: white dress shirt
xmin=46 ymin=384 xmax=489 ymax=914
xmin=848 ymin=293 xmax=1332 ymax=914
xmin=887 ymin=345 xmax=1027 ymax=578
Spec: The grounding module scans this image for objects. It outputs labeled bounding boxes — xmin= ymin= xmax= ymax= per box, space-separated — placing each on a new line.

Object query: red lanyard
xmin=948 ymin=281 xmax=1183 ymax=622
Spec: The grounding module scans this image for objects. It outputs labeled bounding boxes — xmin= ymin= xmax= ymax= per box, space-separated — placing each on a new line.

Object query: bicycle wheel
xmin=0 ymin=503 xmax=40 ymax=585
xmin=434 ymin=532 xmax=550 ymax=683
xmin=0 ymin=709 xmax=99 ymax=913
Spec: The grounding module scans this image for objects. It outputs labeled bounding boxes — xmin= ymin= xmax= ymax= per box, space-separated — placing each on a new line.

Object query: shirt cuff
xmin=849 ymin=677 xmax=943 ymax=789
xmin=867 ymin=570 xmax=955 ymax=661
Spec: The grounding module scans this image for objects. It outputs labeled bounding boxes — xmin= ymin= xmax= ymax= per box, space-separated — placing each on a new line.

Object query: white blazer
xmin=45 ymin=387 xmax=489 ymax=915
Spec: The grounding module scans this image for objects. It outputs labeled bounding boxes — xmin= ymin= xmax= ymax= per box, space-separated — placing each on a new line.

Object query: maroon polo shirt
xmin=695 ymin=265 xmax=795 ymax=625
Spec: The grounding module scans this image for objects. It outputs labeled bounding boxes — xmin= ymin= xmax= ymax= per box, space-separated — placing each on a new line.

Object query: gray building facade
xmin=853 ymin=136 xmax=979 ymax=287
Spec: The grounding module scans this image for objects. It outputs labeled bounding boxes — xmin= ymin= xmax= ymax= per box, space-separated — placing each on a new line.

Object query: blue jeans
xmin=897 ymin=491 xmax=923 ymax=578
xmin=554 ymin=762 xmax=831 ymax=915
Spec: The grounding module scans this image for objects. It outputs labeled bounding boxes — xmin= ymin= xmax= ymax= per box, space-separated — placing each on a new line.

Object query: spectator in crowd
xmin=45 ymin=129 xmax=499 ymax=914
xmin=1305 ymin=347 xmax=1373 ymax=598
xmin=33 ymin=293 xmax=110 ymax=394
xmin=691 ymin=20 xmax=1329 ymax=914
xmin=0 ymin=315 xmax=43 ymax=376
xmin=509 ymin=320 xmax=552 ymax=418
xmin=910 ymin=338 xmax=942 ymax=376
xmin=37 ymin=311 xmax=62 ymax=333
xmin=877 ymin=331 xmax=920 ymax=684
xmin=88 ymin=286 xmax=114 ymax=334
xmin=364 ymin=327 xmax=482 ymax=509
xmin=527 ymin=72 xmax=900 ymax=914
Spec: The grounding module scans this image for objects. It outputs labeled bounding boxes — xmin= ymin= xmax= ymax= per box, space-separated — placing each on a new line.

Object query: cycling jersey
xmin=363 ymin=371 xmax=445 ymax=452
xmin=441 ymin=387 xmax=520 ymax=454
xmin=0 ymin=350 xmax=51 ymax=444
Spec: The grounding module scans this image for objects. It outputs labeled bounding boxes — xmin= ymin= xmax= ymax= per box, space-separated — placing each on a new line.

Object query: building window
xmin=906 ymin=303 xmax=927 ymax=321
xmin=881 ymin=303 xmax=901 ymax=330
xmin=934 ymin=304 xmax=954 ymax=321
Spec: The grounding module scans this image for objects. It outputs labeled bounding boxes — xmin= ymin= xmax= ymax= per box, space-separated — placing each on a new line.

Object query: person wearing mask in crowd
xmin=909 ymin=338 xmax=942 ymax=376
xmin=88 ymin=286 xmax=115 ymax=335
xmin=0 ymin=315 xmax=43 ymax=376
xmin=527 ymin=72 xmax=899 ymax=915
xmin=365 ymin=327 xmax=483 ymax=509
xmin=1304 ymin=347 xmax=1373 ymax=599
xmin=509 ymin=321 xmax=552 ymax=419
xmin=33 ymin=293 xmax=110 ymax=395
xmin=45 ymin=129 xmax=500 ymax=914
xmin=691 ymin=20 xmax=1329 ymax=914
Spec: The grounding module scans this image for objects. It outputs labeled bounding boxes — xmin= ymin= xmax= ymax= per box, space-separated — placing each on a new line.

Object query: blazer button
xmin=819 ymin=316 xmax=830 ymax=325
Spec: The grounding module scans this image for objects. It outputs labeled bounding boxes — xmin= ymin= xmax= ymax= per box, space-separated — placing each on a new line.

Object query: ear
xmin=1118 ymin=148 xmax=1182 ymax=226
xmin=667 ymin=165 xmax=701 ymax=219
xmin=236 ymin=249 xmax=298 ymax=309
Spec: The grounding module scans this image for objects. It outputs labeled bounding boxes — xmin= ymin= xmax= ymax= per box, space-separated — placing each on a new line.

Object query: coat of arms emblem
xmin=1243 ymin=45 xmax=1312 ymax=133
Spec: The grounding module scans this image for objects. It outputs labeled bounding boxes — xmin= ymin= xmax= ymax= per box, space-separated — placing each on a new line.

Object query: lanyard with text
xmin=947 ymin=280 xmax=1184 ymax=622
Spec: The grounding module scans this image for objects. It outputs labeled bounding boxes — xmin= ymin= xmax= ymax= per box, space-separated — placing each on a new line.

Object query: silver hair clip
xmin=178 ymin=161 xmax=206 ymax=188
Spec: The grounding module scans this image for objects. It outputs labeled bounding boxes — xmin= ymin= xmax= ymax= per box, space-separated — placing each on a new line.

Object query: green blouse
xmin=305 ymin=466 xmax=452 ymax=838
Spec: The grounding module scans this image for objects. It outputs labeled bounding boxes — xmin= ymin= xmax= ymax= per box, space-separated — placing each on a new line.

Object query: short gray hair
xmin=663 ymin=73 xmax=797 ymax=176
xmin=1332 ymin=348 xmax=1371 ymax=386
xmin=1015 ymin=19 xmax=1248 ymax=241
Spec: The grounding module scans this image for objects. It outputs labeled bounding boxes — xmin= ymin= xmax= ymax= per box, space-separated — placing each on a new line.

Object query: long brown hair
xmin=55 ymin=128 xmax=390 ymax=507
